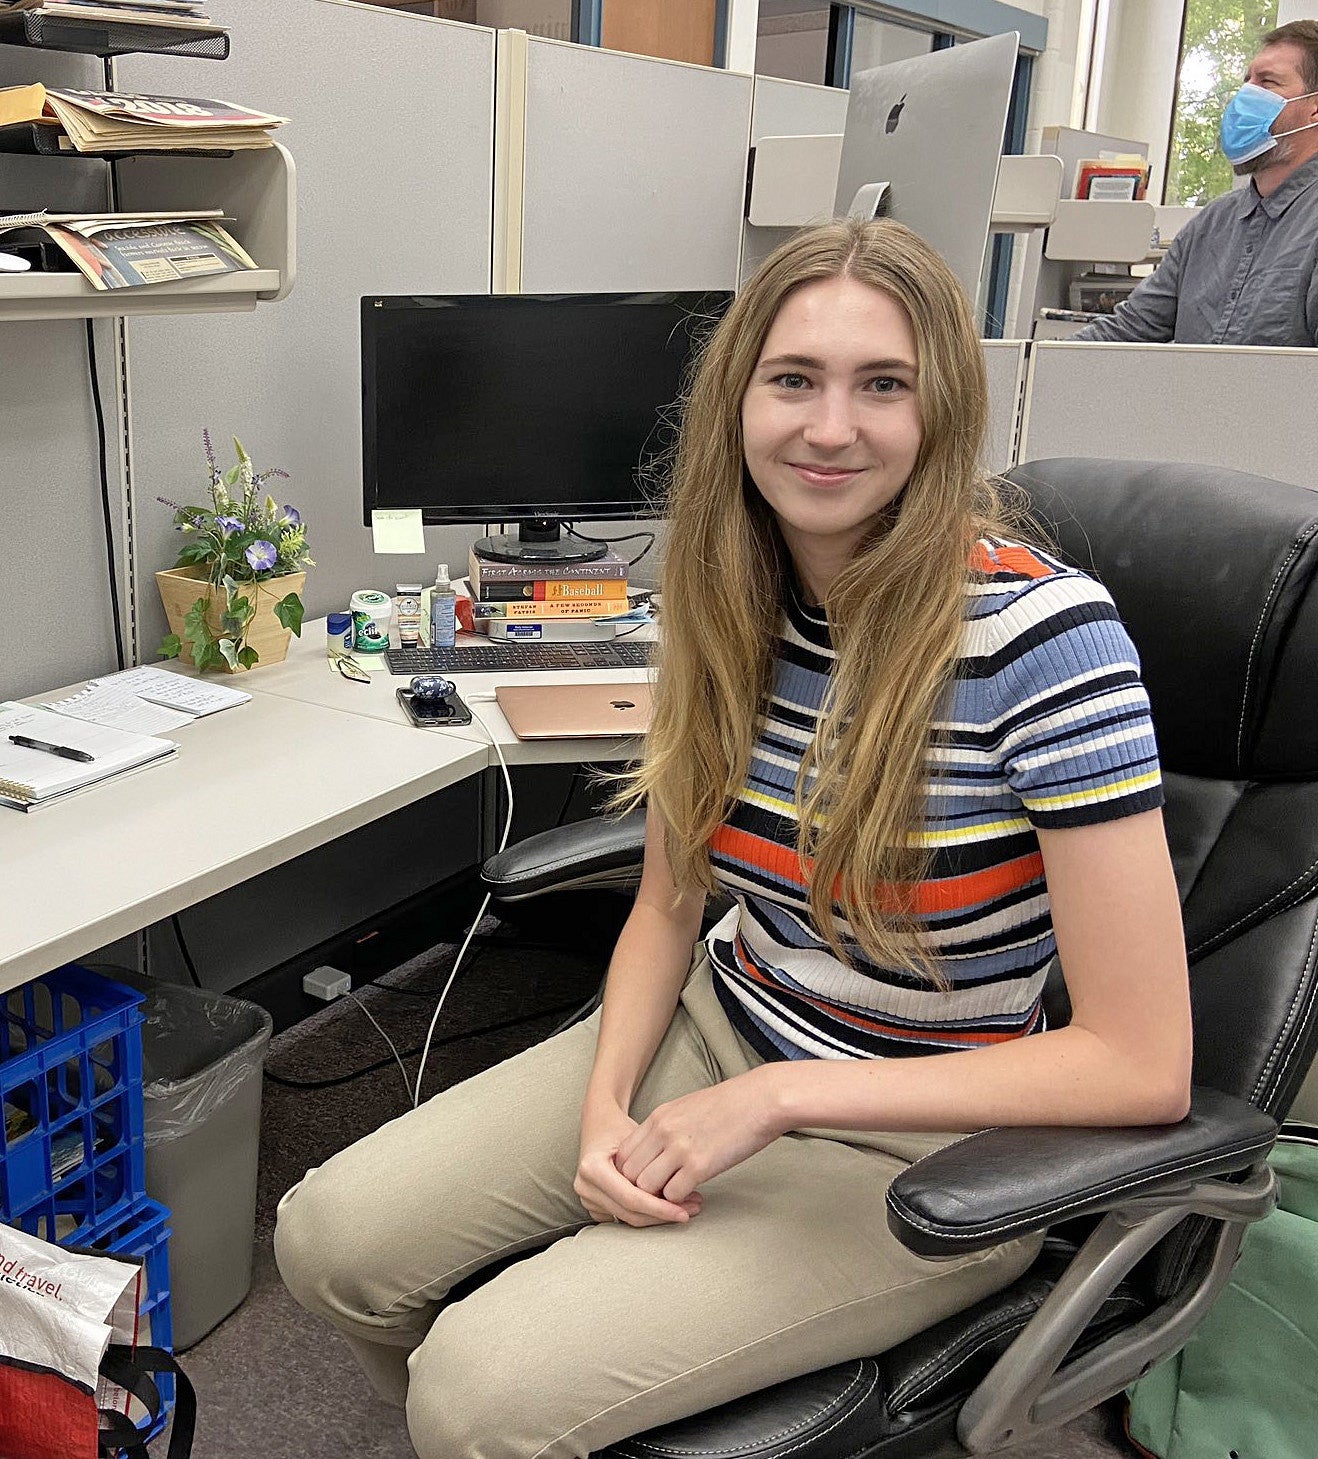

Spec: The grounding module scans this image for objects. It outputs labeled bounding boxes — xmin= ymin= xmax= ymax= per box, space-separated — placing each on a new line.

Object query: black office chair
xmin=480 ymin=457 xmax=1318 ymax=1458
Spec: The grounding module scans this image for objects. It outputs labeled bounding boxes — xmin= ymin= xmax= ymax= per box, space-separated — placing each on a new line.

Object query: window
xmin=1166 ymin=0 xmax=1280 ymax=204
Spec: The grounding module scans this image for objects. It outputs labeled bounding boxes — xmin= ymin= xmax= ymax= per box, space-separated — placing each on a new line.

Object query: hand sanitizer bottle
xmin=429 ymin=563 xmax=457 ymax=650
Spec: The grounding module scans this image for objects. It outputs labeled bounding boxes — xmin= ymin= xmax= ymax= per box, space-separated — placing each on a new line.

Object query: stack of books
xmin=467 ymin=546 xmax=630 ymax=642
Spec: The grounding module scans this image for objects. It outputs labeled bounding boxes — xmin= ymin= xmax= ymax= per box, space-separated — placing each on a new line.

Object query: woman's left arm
xmin=616 ymin=808 xmax=1193 ymax=1204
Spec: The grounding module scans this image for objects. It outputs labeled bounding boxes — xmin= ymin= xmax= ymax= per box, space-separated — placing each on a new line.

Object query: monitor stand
xmin=474 ymin=519 xmax=606 ymax=565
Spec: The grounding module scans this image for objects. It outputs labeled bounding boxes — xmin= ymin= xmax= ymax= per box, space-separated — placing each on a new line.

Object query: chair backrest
xmin=1005 ymin=458 xmax=1318 ymax=1121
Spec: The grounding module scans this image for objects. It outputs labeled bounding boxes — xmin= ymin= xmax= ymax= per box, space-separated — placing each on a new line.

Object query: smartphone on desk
xmin=396 ymin=686 xmax=473 ymax=728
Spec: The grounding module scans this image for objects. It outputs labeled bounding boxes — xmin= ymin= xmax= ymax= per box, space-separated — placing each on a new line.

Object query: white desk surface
xmin=244 ymin=622 xmax=653 ymax=768
xmin=0 ymin=690 xmax=487 ymax=994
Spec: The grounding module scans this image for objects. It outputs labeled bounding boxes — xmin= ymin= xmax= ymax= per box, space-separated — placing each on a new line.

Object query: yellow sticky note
xmin=371 ymin=509 xmax=425 ymax=554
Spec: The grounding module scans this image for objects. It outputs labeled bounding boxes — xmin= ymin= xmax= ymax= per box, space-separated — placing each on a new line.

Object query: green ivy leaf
xmin=195 ymin=639 xmax=224 ymax=673
xmin=217 ymin=637 xmax=240 ymax=670
xmin=237 ymin=646 xmax=260 ymax=670
xmin=275 ymin=592 xmax=304 ymax=636
xmin=158 ymin=634 xmax=182 ymax=659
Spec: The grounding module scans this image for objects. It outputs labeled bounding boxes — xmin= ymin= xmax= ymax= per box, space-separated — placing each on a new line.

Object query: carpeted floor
xmin=176 ymin=925 xmax=1139 ymax=1459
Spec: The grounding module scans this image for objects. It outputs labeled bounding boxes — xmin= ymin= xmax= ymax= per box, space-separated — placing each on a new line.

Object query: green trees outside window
xmin=1166 ymin=0 xmax=1279 ymax=205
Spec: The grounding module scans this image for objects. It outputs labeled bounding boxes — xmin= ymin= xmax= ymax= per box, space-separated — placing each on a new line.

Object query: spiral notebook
xmin=0 ymin=702 xmax=178 ymax=810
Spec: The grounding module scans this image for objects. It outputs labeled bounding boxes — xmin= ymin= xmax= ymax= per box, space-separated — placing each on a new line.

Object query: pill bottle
xmin=326 ymin=612 xmax=354 ymax=659
xmin=350 ymin=589 xmax=392 ymax=655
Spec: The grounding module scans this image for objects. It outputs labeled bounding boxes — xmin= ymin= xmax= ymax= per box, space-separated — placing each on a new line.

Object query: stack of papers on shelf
xmin=0 ymin=702 xmax=178 ymax=811
xmin=0 ymin=208 xmax=257 ymax=291
xmin=0 ymin=0 xmax=221 ymax=31
xmin=48 ymin=666 xmax=250 ymax=733
xmin=0 ymin=85 xmax=286 ymax=152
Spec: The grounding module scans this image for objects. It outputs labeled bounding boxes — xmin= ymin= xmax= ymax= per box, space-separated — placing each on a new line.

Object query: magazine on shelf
xmin=0 ymin=2 xmax=220 ymax=30
xmin=0 ymin=211 xmax=257 ymax=290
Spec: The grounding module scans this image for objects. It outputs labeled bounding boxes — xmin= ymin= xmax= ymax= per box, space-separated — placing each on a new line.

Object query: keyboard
xmin=385 ymin=640 xmax=653 ymax=674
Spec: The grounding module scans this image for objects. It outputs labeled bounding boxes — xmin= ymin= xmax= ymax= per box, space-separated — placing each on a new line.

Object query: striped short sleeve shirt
xmin=705 ymin=539 xmax=1165 ymax=1063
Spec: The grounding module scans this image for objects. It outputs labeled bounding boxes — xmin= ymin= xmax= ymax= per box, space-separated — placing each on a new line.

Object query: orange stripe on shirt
xmin=711 ymin=824 xmax=1043 ymax=916
xmin=972 ymin=542 xmax=1056 ymax=580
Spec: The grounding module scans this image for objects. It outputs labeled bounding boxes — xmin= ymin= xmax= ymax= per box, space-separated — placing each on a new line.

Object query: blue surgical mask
xmin=1220 ymin=81 xmax=1318 ymax=165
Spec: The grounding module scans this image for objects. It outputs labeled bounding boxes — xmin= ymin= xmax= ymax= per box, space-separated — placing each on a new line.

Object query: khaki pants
xmin=275 ymin=954 xmax=1040 ymax=1459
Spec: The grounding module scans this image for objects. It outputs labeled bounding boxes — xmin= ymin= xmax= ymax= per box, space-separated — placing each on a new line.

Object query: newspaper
xmin=0 ymin=83 xmax=286 ymax=151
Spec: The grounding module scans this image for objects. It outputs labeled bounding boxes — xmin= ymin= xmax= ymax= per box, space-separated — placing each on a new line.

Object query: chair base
xmin=595 ymin=1359 xmax=964 ymax=1459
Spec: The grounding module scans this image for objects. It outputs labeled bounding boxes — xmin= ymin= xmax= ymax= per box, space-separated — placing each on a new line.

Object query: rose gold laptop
xmin=494 ymin=682 xmax=653 ymax=740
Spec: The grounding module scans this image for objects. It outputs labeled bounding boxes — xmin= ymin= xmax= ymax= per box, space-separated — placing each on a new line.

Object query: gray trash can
xmin=106 ymin=968 xmax=273 ymax=1351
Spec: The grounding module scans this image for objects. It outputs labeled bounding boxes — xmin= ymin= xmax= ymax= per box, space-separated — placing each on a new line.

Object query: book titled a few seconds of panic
xmin=468 ymin=547 xmax=628 ymax=589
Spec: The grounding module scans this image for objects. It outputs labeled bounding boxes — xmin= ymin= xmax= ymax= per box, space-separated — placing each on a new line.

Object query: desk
xmin=0 ymin=692 xmax=487 ymax=996
xmin=245 ymin=623 xmax=653 ymax=768
xmin=1 ymin=628 xmax=654 ymax=996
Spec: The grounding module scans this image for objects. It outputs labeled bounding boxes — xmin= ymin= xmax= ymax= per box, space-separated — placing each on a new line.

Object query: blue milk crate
xmin=87 ymin=1197 xmax=176 ymax=1452
xmin=0 ymin=964 xmax=147 ymax=1243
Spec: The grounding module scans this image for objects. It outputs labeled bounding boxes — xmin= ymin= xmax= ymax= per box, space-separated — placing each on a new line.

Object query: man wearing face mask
xmin=1074 ymin=19 xmax=1318 ymax=346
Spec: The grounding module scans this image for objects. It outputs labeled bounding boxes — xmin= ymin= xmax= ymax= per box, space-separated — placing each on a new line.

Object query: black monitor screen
xmin=361 ymin=291 xmax=732 ymax=526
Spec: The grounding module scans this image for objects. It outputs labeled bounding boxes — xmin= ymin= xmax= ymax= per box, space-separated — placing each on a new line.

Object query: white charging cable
xmin=344 ymin=990 xmax=412 ymax=1097
xmin=410 ymin=694 xmax=514 ymax=1107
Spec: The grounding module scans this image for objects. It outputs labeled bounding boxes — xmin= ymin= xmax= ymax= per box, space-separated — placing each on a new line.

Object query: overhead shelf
xmin=0 ymin=10 xmax=229 ymax=59
xmin=0 ymin=142 xmax=296 ymax=322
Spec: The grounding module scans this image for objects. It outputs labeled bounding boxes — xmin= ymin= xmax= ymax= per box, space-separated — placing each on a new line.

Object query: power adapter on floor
xmin=303 ymin=965 xmax=351 ymax=1001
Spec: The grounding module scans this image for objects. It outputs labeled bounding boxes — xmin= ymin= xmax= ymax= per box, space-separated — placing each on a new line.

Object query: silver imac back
xmin=833 ymin=31 xmax=1019 ymax=307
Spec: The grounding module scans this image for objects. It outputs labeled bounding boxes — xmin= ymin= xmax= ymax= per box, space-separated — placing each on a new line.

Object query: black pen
xmin=8 ymin=734 xmax=96 ymax=763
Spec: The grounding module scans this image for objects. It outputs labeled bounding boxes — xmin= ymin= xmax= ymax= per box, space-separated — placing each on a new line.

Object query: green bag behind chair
xmin=1124 ymin=1125 xmax=1318 ymax=1459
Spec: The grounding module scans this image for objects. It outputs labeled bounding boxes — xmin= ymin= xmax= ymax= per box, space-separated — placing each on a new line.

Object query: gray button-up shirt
xmin=1073 ymin=154 xmax=1318 ymax=346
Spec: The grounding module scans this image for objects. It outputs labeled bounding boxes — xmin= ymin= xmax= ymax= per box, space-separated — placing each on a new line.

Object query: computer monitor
xmin=833 ymin=30 xmax=1019 ymax=306
xmin=361 ymin=290 xmax=732 ymax=565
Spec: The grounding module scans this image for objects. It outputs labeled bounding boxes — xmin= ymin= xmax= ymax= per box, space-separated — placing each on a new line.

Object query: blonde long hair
xmin=624 ymin=219 xmax=1017 ymax=979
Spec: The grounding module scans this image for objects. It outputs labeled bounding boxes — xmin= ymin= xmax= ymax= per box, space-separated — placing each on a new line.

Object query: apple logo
xmin=886 ymin=94 xmax=906 ymax=134
xmin=610 ymin=699 xmax=636 ymax=711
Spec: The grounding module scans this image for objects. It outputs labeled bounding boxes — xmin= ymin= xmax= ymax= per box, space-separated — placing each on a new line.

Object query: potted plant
xmin=156 ymin=432 xmax=313 ymax=673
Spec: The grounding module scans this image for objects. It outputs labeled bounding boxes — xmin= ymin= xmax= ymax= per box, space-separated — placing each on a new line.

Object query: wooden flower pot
xmin=156 ymin=565 xmax=306 ymax=672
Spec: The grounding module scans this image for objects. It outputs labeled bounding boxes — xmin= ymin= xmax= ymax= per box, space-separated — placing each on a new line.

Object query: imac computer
xmin=833 ymin=30 xmax=1019 ymax=306
xmin=361 ymin=291 xmax=733 ymax=565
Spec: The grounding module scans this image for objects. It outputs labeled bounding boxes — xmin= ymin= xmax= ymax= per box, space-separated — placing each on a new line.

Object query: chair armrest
xmin=887 ymin=1086 xmax=1277 ymax=1257
xmin=481 ymin=808 xmax=647 ymax=900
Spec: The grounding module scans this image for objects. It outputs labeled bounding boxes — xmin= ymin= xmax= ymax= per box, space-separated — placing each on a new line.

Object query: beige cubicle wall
xmin=0 ymin=47 xmax=128 ymax=700
xmin=511 ymin=34 xmax=751 ymax=293
xmin=115 ymin=0 xmax=498 ymax=664
xmin=1020 ymin=343 xmax=1318 ymax=489
xmin=982 ymin=340 xmax=1028 ymax=476
xmin=740 ymin=74 xmax=849 ymax=285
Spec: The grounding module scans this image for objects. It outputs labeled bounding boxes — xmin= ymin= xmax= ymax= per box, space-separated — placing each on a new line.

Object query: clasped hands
xmin=574 ymin=1067 xmax=784 ymax=1228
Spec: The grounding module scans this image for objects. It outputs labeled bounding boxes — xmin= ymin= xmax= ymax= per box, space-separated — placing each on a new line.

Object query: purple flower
xmin=279 ymin=505 xmax=302 ymax=528
xmin=216 ymin=515 xmax=243 ymax=536
xmin=245 ymin=540 xmax=278 ymax=572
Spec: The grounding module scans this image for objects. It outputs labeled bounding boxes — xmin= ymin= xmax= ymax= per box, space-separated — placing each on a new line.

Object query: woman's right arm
xmin=574 ymin=803 xmax=707 ymax=1227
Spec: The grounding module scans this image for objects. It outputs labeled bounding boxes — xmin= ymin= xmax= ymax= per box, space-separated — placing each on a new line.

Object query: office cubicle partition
xmin=0 ymin=48 xmax=127 ymax=699
xmin=1020 ymin=343 xmax=1318 ymax=489
xmin=117 ymin=0 xmax=498 ymax=663
xmin=513 ymin=33 xmax=751 ymax=294
xmin=741 ymin=74 xmax=849 ymax=284
xmin=981 ymin=340 xmax=1028 ymax=476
